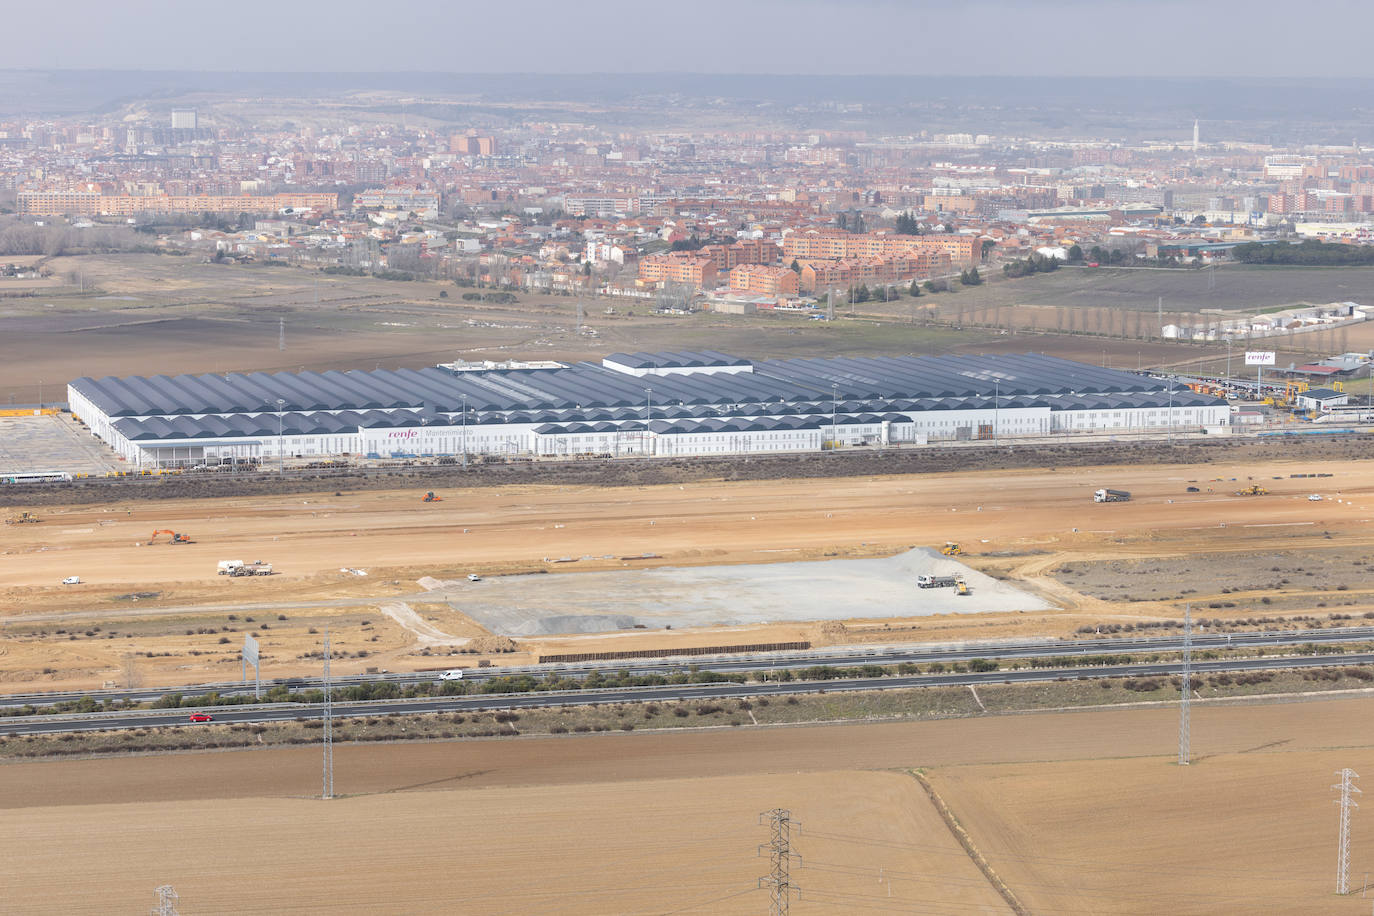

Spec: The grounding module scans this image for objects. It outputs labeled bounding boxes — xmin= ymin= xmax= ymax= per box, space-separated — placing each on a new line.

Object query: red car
xmin=188 ymin=713 xmax=214 ymax=723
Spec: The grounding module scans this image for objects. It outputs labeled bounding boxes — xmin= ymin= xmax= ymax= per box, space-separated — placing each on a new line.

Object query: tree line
xmin=1232 ymin=239 xmax=1374 ymax=266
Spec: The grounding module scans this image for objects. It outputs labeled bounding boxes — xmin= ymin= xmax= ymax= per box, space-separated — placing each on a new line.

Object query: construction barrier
xmin=0 ymin=408 xmax=60 ymax=418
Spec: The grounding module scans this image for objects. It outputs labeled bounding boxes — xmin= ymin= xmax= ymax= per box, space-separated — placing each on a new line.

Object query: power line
xmin=1180 ymin=602 xmax=1191 ymax=766
xmin=759 ymin=808 xmax=801 ymax=916
xmin=322 ymin=630 xmax=334 ymax=800
xmin=1336 ymin=768 xmax=1360 ymax=895
xmin=655 ymin=887 xmax=757 ymax=916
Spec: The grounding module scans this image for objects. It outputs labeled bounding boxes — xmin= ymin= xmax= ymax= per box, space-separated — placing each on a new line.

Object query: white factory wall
xmin=70 ymin=381 xmax=1232 ymax=467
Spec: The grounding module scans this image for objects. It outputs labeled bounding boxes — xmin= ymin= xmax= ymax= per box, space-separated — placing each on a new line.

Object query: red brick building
xmin=638 ymin=254 xmax=718 ymax=287
xmin=729 ymin=264 xmax=799 ymax=297
xmin=782 ymin=230 xmax=981 ymax=265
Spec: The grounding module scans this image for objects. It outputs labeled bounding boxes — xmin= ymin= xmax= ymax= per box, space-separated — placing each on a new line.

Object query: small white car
xmin=467 ymin=573 xmax=481 ymax=582
xmin=61 ymin=576 xmax=81 ymax=585
xmin=1308 ymin=494 xmax=1323 ymax=501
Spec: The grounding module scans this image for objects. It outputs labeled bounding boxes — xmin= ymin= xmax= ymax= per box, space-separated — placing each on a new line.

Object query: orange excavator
xmin=150 ymin=529 xmax=193 ymax=544
xmin=422 ymin=491 xmax=443 ymax=502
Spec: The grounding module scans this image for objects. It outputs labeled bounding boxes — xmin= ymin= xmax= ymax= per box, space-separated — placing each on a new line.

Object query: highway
xmin=6 ymin=650 xmax=1374 ymax=737
xmin=3 ymin=625 xmax=1371 ymax=711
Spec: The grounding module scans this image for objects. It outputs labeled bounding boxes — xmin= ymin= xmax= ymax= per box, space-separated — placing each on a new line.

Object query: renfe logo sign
xmin=387 ymin=430 xmax=421 ymax=439
xmin=1245 ymin=351 xmax=1276 ymax=366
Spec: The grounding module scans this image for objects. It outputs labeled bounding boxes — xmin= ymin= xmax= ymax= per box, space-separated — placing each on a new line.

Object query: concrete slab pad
xmin=451 ymin=548 xmax=1050 ymax=637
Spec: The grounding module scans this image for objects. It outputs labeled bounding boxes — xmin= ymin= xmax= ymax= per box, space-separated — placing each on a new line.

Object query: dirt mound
xmin=9 ymin=434 xmax=1374 ymax=507
xmin=468 ymin=635 xmax=518 ymax=654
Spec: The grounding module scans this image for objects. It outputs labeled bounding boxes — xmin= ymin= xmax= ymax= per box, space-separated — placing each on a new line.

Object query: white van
xmin=439 ymin=669 xmax=464 ymax=681
xmin=61 ymin=576 xmax=81 ymax=585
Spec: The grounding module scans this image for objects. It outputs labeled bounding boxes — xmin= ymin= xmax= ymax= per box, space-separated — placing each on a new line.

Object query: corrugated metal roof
xmin=74 ymin=353 xmax=1223 ymax=432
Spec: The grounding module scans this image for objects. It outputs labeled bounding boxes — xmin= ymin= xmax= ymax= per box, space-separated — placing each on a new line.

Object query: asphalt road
xmin=4 ymin=625 xmax=1371 ymax=711
xmin=6 ymin=650 xmax=1373 ymax=737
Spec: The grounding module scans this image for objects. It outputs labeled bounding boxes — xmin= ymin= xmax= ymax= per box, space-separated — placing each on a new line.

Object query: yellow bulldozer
xmin=1233 ymin=485 xmax=1269 ymax=496
xmin=4 ymin=511 xmax=41 ymax=525
xmin=941 ymin=541 xmax=962 ymax=556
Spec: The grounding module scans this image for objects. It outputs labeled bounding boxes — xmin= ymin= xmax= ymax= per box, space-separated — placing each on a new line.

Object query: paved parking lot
xmin=0 ymin=414 xmax=124 ymax=477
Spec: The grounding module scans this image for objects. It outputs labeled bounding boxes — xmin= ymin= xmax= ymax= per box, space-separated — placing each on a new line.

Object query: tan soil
xmin=2 ymin=456 xmax=1374 ymax=690
xmin=4 ymin=694 xmax=1374 ymax=912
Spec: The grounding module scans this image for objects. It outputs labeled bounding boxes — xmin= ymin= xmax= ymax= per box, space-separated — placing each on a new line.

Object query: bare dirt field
xmin=0 ymin=769 xmax=1007 ymax=915
xmin=929 ymin=748 xmax=1374 ymax=915
xmin=13 ymin=253 xmax=1363 ymax=408
xmin=0 ymin=252 xmax=981 ymax=404
xmin=921 ymin=263 xmax=1374 ymax=315
xmin=3 ymin=455 xmax=1374 ymax=691
xmin=3 ymin=694 xmax=1374 ymax=912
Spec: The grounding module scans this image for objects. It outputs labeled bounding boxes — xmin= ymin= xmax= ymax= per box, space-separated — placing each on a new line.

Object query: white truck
xmin=1093 ymin=488 xmax=1132 ymax=503
xmin=917 ymin=574 xmax=960 ymax=589
xmin=218 ymin=560 xmax=273 ymax=577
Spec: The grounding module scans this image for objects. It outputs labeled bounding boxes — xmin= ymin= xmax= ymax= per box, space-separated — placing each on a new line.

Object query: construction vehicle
xmin=4 ymin=511 xmax=41 ymax=525
xmin=1265 ymin=379 xmax=1309 ymax=409
xmin=954 ymin=578 xmax=971 ymax=596
xmin=218 ymin=560 xmax=273 ymax=576
xmin=917 ymin=574 xmax=961 ymax=589
xmin=150 ymin=529 xmax=193 ymax=544
xmin=1234 ymin=485 xmax=1269 ymax=496
xmin=422 ymin=491 xmax=442 ymax=502
xmin=1093 ymin=488 xmax=1132 ymax=503
xmin=940 ymin=542 xmax=962 ymax=556
xmin=217 ymin=560 xmax=272 ymax=576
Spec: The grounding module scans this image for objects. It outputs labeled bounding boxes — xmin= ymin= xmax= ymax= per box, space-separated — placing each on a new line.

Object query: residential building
xmin=638 ymin=253 xmax=718 ymax=287
xmin=17 ymin=191 xmax=338 ymax=217
xmin=729 ymin=264 xmax=799 ymax=297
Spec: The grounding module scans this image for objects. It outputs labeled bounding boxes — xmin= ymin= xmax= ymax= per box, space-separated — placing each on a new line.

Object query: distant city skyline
xmin=8 ymin=0 xmax=1374 ymax=78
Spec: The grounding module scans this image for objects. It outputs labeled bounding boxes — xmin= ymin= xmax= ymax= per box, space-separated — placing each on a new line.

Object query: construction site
xmin=2 ymin=448 xmax=1373 ymax=687
xmin=2 ymin=430 xmax=1374 ymax=913
xmin=3 ymin=255 xmax=1374 ymax=912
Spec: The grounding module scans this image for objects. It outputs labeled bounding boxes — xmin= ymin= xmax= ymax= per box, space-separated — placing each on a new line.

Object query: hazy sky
xmin=8 ymin=0 xmax=1372 ymax=78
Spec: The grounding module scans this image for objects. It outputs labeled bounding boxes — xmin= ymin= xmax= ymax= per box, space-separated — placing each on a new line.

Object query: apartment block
xmin=795 ymin=251 xmax=950 ymax=293
xmin=638 ymin=253 xmax=718 ymax=287
xmin=17 ymin=191 xmax=338 ymax=216
xmin=729 ymin=264 xmax=799 ymax=297
xmin=450 ymin=135 xmax=497 ymax=155
xmin=699 ymin=237 xmax=780 ymax=271
xmin=783 ymin=230 xmax=980 ymax=266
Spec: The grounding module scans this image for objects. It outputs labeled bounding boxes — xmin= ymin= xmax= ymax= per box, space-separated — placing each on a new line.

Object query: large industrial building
xmin=66 ymin=351 xmax=1230 ymax=468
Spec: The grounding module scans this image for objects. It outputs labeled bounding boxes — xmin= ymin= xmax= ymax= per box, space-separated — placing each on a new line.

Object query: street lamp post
xmin=461 ymin=394 xmax=468 ymax=469
xmin=37 ymin=379 xmax=42 ymax=411
xmin=275 ymin=398 xmax=286 ymax=473
xmin=1225 ymin=338 xmax=1233 ymax=382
